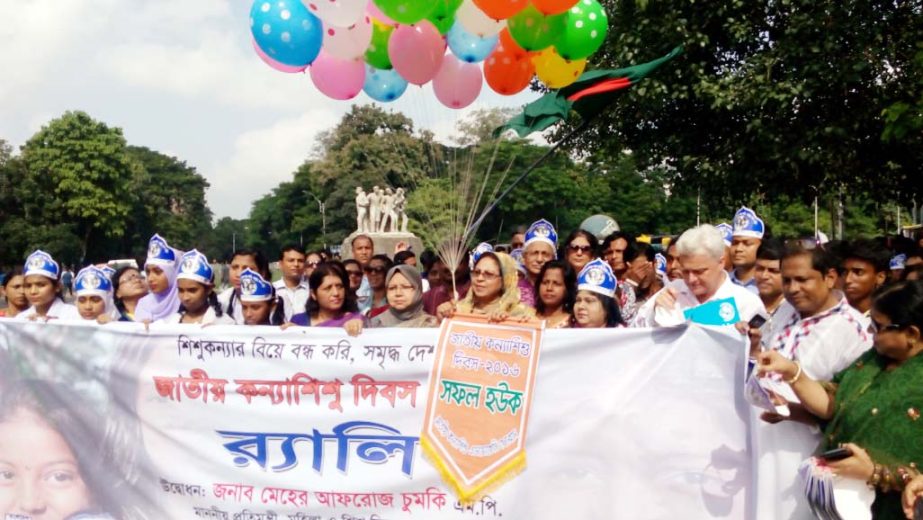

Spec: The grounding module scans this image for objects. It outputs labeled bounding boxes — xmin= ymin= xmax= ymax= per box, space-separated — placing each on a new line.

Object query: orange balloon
xmin=484 ymin=47 xmax=535 ymax=95
xmin=472 ymin=0 xmax=528 ymax=20
xmin=532 ymin=0 xmax=579 ymax=15
xmin=498 ymin=28 xmax=534 ymax=62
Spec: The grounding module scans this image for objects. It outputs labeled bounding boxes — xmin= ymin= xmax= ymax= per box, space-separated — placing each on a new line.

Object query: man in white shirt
xmin=273 ymin=244 xmax=309 ymax=322
xmin=351 ymin=234 xmax=374 ymax=314
xmin=729 ymin=206 xmax=764 ymax=295
xmin=748 ymin=243 xmax=872 ymax=520
xmin=632 ymin=224 xmax=766 ymax=327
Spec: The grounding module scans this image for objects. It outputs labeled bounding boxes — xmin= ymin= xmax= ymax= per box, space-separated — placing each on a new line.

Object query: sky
xmin=0 ymin=0 xmax=540 ymax=219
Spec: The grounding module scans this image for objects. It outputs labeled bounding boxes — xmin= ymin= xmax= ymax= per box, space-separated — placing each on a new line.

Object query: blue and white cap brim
xmin=238 ymin=268 xmax=274 ymax=302
xmin=509 ymin=248 xmax=527 ymax=275
xmin=714 ymin=223 xmax=734 ymax=247
xmin=24 ymin=250 xmax=60 ymax=280
xmin=890 ymin=254 xmax=907 ymax=271
xmin=145 ymin=233 xmax=177 ymax=267
xmin=470 ymin=242 xmax=494 ymax=269
xmin=577 ymin=258 xmax=617 ymax=299
xmin=75 ymin=266 xmax=113 ymax=297
xmin=732 ymin=206 xmax=765 ymax=239
xmin=177 ymin=249 xmax=213 ymax=285
xmin=523 ymin=218 xmax=558 ymax=254
xmin=654 ymin=253 xmax=667 ymax=275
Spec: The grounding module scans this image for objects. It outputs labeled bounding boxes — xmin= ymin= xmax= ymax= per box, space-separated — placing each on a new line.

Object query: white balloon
xmin=323 ymin=15 xmax=373 ymax=60
xmin=456 ymin=0 xmax=506 ymax=38
xmin=301 ymin=0 xmax=366 ymax=28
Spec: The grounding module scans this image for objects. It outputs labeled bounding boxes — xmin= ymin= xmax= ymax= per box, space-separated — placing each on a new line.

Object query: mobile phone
xmin=818 ymin=447 xmax=853 ymax=461
xmin=748 ymin=314 xmax=767 ymax=329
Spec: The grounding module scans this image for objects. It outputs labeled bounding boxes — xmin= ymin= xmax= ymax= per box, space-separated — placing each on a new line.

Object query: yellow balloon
xmin=532 ymin=48 xmax=587 ymax=89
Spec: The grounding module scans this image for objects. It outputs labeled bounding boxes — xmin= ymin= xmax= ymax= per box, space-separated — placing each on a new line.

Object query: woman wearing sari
xmin=291 ymin=262 xmax=365 ymax=336
xmin=438 ymin=251 xmax=534 ymax=322
xmin=371 ymin=264 xmax=438 ymax=328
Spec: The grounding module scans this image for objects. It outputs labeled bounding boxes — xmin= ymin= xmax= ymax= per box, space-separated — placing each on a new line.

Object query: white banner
xmin=0 ymin=321 xmax=750 ymax=520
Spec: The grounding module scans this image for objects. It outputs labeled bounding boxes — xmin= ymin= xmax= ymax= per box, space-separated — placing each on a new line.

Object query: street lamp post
xmin=305 ymin=191 xmax=328 ymax=250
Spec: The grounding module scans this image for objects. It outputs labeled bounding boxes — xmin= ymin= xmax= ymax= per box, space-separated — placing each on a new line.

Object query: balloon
xmin=251 ymin=38 xmax=308 ymax=72
xmin=507 ymin=3 xmax=566 ymax=51
xmin=388 ymin=21 xmax=446 ymax=85
xmin=427 ymin=0 xmax=464 ymax=34
xmin=372 ymin=0 xmax=435 ymax=24
xmin=554 ymin=0 xmax=608 ymax=60
xmin=433 ymin=54 xmax=483 ymax=109
xmin=533 ymin=0 xmax=578 ymax=15
xmin=250 ymin=0 xmax=323 ymax=67
xmin=363 ymin=65 xmax=409 ymax=102
xmin=323 ymin=15 xmax=373 ymax=60
xmin=302 ymin=0 xmax=366 ymax=27
xmin=367 ymin=1 xmax=397 ymax=25
xmin=533 ymin=47 xmax=585 ymax=88
xmin=498 ymin=27 xmax=532 ymax=60
xmin=310 ymin=51 xmax=366 ymax=100
xmin=456 ymin=0 xmax=506 ymax=37
xmin=484 ymin=46 xmax=535 ymax=95
xmin=472 ymin=0 xmax=527 ymax=20
xmin=447 ymin=21 xmax=498 ymax=63
xmin=365 ymin=19 xmax=394 ymax=69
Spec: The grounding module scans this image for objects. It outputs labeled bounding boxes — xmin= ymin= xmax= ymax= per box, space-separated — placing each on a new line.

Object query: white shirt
xmin=631 ymin=271 xmax=766 ymax=327
xmin=217 ymin=287 xmax=243 ymax=324
xmin=273 ymin=278 xmax=310 ymax=322
xmin=159 ymin=306 xmax=235 ymax=325
xmin=356 ymin=275 xmax=371 ymax=314
xmin=751 ymin=295 xmax=872 ymax=520
xmin=16 ymin=299 xmax=81 ymax=321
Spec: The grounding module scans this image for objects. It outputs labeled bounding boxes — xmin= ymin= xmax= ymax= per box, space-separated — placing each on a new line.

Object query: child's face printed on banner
xmin=145 ymin=265 xmax=169 ymax=295
xmin=0 ymin=408 xmax=93 ymax=519
xmin=574 ymin=290 xmax=606 ymax=328
xmin=24 ymin=275 xmax=57 ymax=310
xmin=76 ymin=295 xmax=105 ymax=320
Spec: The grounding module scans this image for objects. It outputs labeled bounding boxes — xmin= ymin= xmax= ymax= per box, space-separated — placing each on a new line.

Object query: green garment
xmin=822 ymin=349 xmax=923 ymax=519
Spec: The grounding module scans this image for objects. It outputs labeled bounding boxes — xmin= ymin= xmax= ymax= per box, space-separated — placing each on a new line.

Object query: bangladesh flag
xmin=495 ymin=46 xmax=684 ymax=138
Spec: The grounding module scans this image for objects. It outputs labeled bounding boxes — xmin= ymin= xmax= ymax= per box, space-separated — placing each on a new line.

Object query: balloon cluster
xmin=250 ymin=0 xmax=608 ymax=108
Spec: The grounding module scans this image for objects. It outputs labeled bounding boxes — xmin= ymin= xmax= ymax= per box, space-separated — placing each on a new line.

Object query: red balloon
xmin=472 ymin=0 xmax=528 ymax=20
xmin=498 ymin=28 xmax=533 ymax=61
xmin=484 ymin=47 xmax=535 ymax=95
xmin=532 ymin=0 xmax=578 ymax=15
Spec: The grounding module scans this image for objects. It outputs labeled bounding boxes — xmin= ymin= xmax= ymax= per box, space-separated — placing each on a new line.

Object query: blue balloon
xmin=250 ymin=0 xmax=323 ymax=67
xmin=363 ymin=65 xmax=408 ymax=103
xmin=447 ymin=21 xmax=499 ymax=64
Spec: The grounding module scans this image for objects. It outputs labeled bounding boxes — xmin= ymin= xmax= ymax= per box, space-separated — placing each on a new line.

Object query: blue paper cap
xmin=655 ymin=253 xmax=667 ymax=275
xmin=239 ymin=268 xmax=274 ymax=302
xmin=714 ymin=223 xmax=734 ymax=247
xmin=99 ymin=265 xmax=116 ymax=280
xmin=470 ymin=242 xmax=494 ymax=269
xmin=75 ymin=266 xmax=113 ymax=297
xmin=146 ymin=234 xmax=177 ymax=266
xmin=577 ymin=258 xmax=617 ymax=298
xmin=178 ymin=249 xmax=214 ymax=285
xmin=890 ymin=254 xmax=907 ymax=271
xmin=24 ymin=250 xmax=60 ymax=280
xmin=509 ymin=247 xmax=527 ymax=275
xmin=524 ymin=218 xmax=558 ymax=252
xmin=732 ymin=206 xmax=765 ymax=239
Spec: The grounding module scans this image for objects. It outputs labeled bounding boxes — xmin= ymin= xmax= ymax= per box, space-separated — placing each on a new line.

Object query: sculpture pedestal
xmin=341 ymin=231 xmax=425 ymax=260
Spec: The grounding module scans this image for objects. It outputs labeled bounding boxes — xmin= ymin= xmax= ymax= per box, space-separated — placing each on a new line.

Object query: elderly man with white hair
xmin=632 ymin=225 xmax=766 ymax=327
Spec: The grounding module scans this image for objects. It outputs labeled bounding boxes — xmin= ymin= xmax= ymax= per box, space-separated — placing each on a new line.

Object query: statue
xmin=395 ymin=187 xmax=409 ymax=233
xmin=368 ymin=186 xmax=382 ymax=233
xmin=355 ymin=187 xmax=370 ymax=233
xmin=380 ymin=187 xmax=396 ymax=233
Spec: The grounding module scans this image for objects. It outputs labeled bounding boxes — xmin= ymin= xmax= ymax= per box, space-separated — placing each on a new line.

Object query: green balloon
xmin=507 ymin=4 xmax=566 ymax=52
xmin=373 ymin=0 xmax=436 ymax=25
xmin=554 ymin=0 xmax=609 ymax=60
xmin=365 ymin=22 xmax=394 ymax=70
xmin=427 ymin=0 xmax=463 ymax=35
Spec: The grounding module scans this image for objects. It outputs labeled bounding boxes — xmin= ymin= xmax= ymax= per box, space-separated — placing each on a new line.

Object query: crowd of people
xmin=3 ymin=205 xmax=923 ymax=518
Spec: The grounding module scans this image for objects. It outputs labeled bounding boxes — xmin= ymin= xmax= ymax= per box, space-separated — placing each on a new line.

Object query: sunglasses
xmin=471 ymin=269 xmax=501 ymax=280
xmin=364 ymin=266 xmax=387 ymax=274
xmin=568 ymin=244 xmax=593 ymax=254
xmin=306 ymin=261 xmax=320 ymax=268
xmin=346 ymin=270 xmax=363 ymax=277
xmin=868 ymin=319 xmax=904 ymax=334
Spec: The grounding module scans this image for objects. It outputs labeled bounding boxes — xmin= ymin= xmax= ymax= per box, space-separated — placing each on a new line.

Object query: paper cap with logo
xmin=145 ymin=234 xmax=177 ymax=266
xmin=523 ymin=218 xmax=558 ymax=254
xmin=23 ymin=250 xmax=60 ymax=280
xmin=99 ymin=265 xmax=116 ymax=280
xmin=177 ymin=249 xmax=214 ymax=286
xmin=732 ymin=206 xmax=765 ymax=239
xmin=509 ymin=247 xmax=527 ymax=275
xmin=238 ymin=268 xmax=273 ymax=302
xmin=469 ymin=242 xmax=494 ymax=269
xmin=655 ymin=253 xmax=667 ymax=276
xmin=890 ymin=254 xmax=907 ymax=271
xmin=75 ymin=266 xmax=113 ymax=298
xmin=714 ymin=223 xmax=734 ymax=247
xmin=577 ymin=258 xmax=617 ymax=298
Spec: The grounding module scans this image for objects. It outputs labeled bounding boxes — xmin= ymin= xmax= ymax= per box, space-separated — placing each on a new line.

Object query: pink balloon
xmin=433 ymin=54 xmax=483 ymax=109
xmin=252 ymin=38 xmax=308 ymax=73
xmin=310 ymin=51 xmax=366 ymax=100
xmin=388 ymin=21 xmax=446 ymax=86
xmin=366 ymin=0 xmax=397 ymax=25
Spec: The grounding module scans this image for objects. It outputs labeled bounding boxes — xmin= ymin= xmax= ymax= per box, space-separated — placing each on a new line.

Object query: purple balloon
xmin=388 ymin=21 xmax=446 ymax=85
xmin=310 ymin=51 xmax=367 ymax=100
xmin=433 ymin=54 xmax=482 ymax=109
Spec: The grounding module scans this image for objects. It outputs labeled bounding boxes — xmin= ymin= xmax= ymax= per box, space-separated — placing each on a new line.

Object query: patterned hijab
xmin=458 ymin=252 xmax=532 ymax=317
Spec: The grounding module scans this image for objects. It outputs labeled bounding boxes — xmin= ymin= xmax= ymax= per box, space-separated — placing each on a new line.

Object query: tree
xmin=19 ymin=111 xmax=136 ymax=263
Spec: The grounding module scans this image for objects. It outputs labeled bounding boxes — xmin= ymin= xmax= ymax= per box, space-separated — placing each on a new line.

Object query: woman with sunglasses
xmin=305 ymin=250 xmax=324 ymax=279
xmin=364 ymin=254 xmax=394 ymax=319
xmin=757 ymin=280 xmax=923 ymax=519
xmin=563 ymin=229 xmax=599 ymax=275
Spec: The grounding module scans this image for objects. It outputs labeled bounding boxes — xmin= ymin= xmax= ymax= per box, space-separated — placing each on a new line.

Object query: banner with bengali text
xmin=0 ymin=321 xmax=751 ymax=520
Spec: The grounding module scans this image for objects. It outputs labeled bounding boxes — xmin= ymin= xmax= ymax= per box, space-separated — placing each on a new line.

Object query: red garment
xmin=422 ymin=281 xmax=470 ymax=316
xmin=369 ymin=304 xmax=390 ymax=318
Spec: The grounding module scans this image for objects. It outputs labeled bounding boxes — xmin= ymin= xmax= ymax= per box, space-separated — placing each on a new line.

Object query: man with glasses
xmin=747 ymin=243 xmax=872 ymax=520
xmin=518 ymin=219 xmax=558 ymax=307
xmin=273 ymin=244 xmax=309 ymax=322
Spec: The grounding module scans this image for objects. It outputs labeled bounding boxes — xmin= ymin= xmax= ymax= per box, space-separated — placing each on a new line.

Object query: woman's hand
xmin=96 ymin=314 xmax=112 ymax=324
xmin=343 ymin=318 xmax=364 ymax=337
xmin=902 ymin=474 xmax=923 ymax=518
xmin=436 ymin=301 xmax=456 ymax=320
xmin=826 ymin=443 xmax=875 ymax=482
xmin=756 ymin=350 xmax=798 ymax=381
xmin=279 ymin=322 xmax=297 ymax=331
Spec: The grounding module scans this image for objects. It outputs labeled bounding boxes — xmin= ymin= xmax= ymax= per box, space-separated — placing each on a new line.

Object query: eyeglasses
xmin=306 ymin=261 xmax=320 ymax=268
xmin=364 ymin=266 xmax=387 ymax=274
xmin=346 ymin=270 xmax=363 ymax=277
xmin=120 ymin=274 xmax=144 ymax=283
xmin=471 ymin=269 xmax=501 ymax=281
xmin=568 ymin=244 xmax=593 ymax=254
xmin=868 ymin=319 xmax=904 ymax=335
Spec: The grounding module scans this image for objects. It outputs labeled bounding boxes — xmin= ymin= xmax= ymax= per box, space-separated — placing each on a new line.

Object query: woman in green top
xmin=758 ymin=279 xmax=923 ymax=519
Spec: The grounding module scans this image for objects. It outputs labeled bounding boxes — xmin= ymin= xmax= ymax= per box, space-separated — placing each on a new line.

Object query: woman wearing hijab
xmin=134 ymin=234 xmax=182 ymax=323
xmin=438 ymin=251 xmax=534 ymax=322
xmin=371 ymin=264 xmax=438 ymax=328
xmin=73 ymin=266 xmax=120 ymax=323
